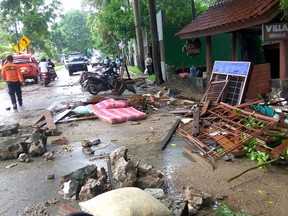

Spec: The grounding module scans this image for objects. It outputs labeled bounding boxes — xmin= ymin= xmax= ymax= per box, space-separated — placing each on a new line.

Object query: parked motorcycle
xmin=40 ymin=68 xmax=57 ymax=87
xmin=79 ymin=67 xmax=136 ymax=95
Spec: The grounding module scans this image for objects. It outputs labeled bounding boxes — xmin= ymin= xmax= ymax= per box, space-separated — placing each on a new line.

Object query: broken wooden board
xmin=200 ymin=100 xmax=211 ymax=116
xmin=192 ymin=107 xmax=200 ymax=136
xmin=169 ymin=109 xmax=194 ymax=115
xmin=177 ymin=102 xmax=279 ymax=162
xmin=161 ymin=118 xmax=181 ymax=150
xmin=182 ymin=145 xmax=214 ymax=170
xmin=270 ymin=140 xmax=288 ymax=159
xmin=53 ymin=109 xmax=71 ymax=123
xmin=33 ymin=110 xmax=56 ymax=130
xmin=58 ymin=115 xmax=98 ymax=123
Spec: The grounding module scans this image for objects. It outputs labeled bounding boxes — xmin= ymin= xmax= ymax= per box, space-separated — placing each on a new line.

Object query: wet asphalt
xmin=0 ymin=67 xmax=190 ymax=215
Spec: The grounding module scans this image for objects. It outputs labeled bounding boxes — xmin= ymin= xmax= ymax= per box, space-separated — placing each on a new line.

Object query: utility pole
xmin=132 ymin=0 xmax=145 ymax=71
xmin=14 ymin=21 xmax=20 ymax=52
xmin=148 ymin=0 xmax=164 ymax=85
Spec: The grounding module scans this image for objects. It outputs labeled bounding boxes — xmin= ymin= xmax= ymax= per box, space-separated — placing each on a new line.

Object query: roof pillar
xmin=232 ymin=32 xmax=238 ymax=61
xmin=206 ymin=36 xmax=212 ymax=74
xmin=279 ymin=40 xmax=288 ymax=79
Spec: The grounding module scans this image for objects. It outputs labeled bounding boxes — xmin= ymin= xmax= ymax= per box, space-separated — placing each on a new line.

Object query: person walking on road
xmin=39 ymin=58 xmax=48 ymax=77
xmin=145 ymin=54 xmax=153 ymax=75
xmin=1 ymin=55 xmax=24 ymax=109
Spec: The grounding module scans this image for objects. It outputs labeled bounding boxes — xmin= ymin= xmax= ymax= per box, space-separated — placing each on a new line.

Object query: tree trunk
xmin=132 ymin=0 xmax=145 ymax=71
xmin=148 ymin=0 xmax=164 ymax=85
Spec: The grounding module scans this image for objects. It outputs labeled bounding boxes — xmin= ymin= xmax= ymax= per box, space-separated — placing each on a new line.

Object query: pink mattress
xmin=87 ymin=99 xmax=146 ymax=124
xmin=90 ymin=106 xmax=147 ymax=124
xmin=93 ymin=98 xmax=129 ymax=110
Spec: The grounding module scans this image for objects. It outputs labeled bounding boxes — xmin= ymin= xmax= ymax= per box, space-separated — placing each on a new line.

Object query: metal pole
xmin=14 ymin=21 xmax=20 ymax=52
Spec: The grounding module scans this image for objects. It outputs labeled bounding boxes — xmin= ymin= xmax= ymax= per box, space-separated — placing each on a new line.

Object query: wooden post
xmin=206 ymin=36 xmax=212 ymax=75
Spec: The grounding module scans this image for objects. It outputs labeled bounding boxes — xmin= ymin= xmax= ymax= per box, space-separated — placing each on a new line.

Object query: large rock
xmin=0 ymin=137 xmax=27 ymax=160
xmin=184 ymin=186 xmax=212 ymax=210
xmin=110 ymin=146 xmax=137 ymax=189
xmin=25 ymin=133 xmax=47 ymax=157
xmin=59 ymin=165 xmax=108 ymax=200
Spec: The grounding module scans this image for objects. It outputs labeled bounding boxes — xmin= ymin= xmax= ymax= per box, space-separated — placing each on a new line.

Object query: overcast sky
xmin=60 ymin=0 xmax=82 ymax=13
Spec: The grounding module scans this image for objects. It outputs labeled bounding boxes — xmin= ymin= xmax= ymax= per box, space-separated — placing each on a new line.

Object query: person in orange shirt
xmin=1 ymin=55 xmax=24 ymax=109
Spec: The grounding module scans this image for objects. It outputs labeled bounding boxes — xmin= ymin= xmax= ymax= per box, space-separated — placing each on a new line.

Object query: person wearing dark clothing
xmin=47 ymin=58 xmax=55 ymax=68
xmin=1 ymin=55 xmax=24 ymax=109
xmin=47 ymin=58 xmax=58 ymax=79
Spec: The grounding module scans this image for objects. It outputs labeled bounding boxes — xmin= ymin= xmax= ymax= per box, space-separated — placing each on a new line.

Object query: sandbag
xmin=72 ymin=106 xmax=93 ymax=115
xmin=79 ymin=187 xmax=172 ymax=216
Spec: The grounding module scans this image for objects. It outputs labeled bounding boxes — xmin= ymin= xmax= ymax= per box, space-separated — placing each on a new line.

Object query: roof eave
xmin=177 ymin=7 xmax=282 ymax=40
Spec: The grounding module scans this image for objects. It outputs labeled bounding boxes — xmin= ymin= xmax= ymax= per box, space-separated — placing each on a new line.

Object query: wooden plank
xmin=200 ymin=100 xmax=211 ymax=116
xmin=33 ymin=110 xmax=56 ymax=130
xmin=44 ymin=111 xmax=56 ymax=130
xmin=214 ymin=135 xmax=235 ymax=149
xmin=33 ymin=110 xmax=49 ymax=125
xmin=192 ymin=107 xmax=200 ymax=136
xmin=270 ymin=140 xmax=288 ymax=159
xmin=161 ymin=118 xmax=181 ymax=150
xmin=246 ymin=63 xmax=272 ymax=100
xmin=182 ymin=145 xmax=214 ymax=170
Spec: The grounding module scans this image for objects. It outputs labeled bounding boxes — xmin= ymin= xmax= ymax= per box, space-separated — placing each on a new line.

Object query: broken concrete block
xmin=79 ymin=178 xmax=106 ymax=201
xmin=18 ymin=153 xmax=32 ymax=162
xmin=28 ymin=140 xmax=46 ymax=157
xmin=59 ymin=165 xmax=108 ymax=200
xmin=183 ymin=186 xmax=212 ymax=210
xmin=46 ymin=174 xmax=55 ymax=180
xmin=110 ymin=146 xmax=137 ymax=189
xmin=144 ymin=188 xmax=165 ymax=199
xmin=0 ymin=137 xmax=27 ymax=160
xmin=136 ymin=168 xmax=164 ymax=189
xmin=0 ymin=123 xmax=20 ymax=137
xmin=82 ymin=146 xmax=94 ymax=155
xmin=81 ymin=140 xmax=92 ymax=147
xmin=43 ymin=151 xmax=54 ymax=161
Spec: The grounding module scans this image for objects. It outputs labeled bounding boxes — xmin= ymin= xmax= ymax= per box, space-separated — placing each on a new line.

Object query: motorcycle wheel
xmin=87 ymin=84 xmax=100 ymax=95
xmin=44 ymin=78 xmax=50 ymax=87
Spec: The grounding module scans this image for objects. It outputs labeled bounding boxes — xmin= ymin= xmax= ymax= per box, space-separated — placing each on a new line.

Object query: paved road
xmin=0 ymin=68 xmax=86 ymax=125
xmin=0 ymin=66 xmax=189 ymax=215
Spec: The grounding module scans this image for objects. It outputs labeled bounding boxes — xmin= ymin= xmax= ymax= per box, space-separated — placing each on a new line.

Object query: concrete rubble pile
xmin=0 ymin=123 xmax=48 ymax=161
xmin=59 ymin=146 xmax=165 ymax=201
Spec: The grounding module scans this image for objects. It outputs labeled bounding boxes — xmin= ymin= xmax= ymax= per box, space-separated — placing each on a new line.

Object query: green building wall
xmin=163 ymin=26 xmax=240 ymax=69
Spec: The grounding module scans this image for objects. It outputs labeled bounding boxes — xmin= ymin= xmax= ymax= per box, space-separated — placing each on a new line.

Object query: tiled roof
xmin=176 ymin=0 xmax=281 ymax=39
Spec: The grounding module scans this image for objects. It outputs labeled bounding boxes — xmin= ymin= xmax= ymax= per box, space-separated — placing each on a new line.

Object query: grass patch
xmin=55 ymin=65 xmax=64 ymax=71
xmin=128 ymin=66 xmax=142 ymax=75
xmin=128 ymin=66 xmax=155 ymax=82
xmin=0 ymin=81 xmax=6 ymax=90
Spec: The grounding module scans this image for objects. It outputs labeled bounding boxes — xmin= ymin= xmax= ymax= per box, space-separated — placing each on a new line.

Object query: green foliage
xmin=157 ymin=0 xmax=212 ymax=26
xmin=0 ymin=0 xmax=61 ymax=51
xmin=216 ymin=204 xmax=251 ymax=216
xmin=280 ymin=0 xmax=288 ymax=20
xmin=242 ymin=139 xmax=270 ymax=165
xmin=128 ymin=66 xmax=142 ymax=75
xmin=240 ymin=115 xmax=266 ymax=128
xmin=87 ymin=0 xmax=134 ymax=55
xmin=55 ymin=10 xmax=94 ymax=55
